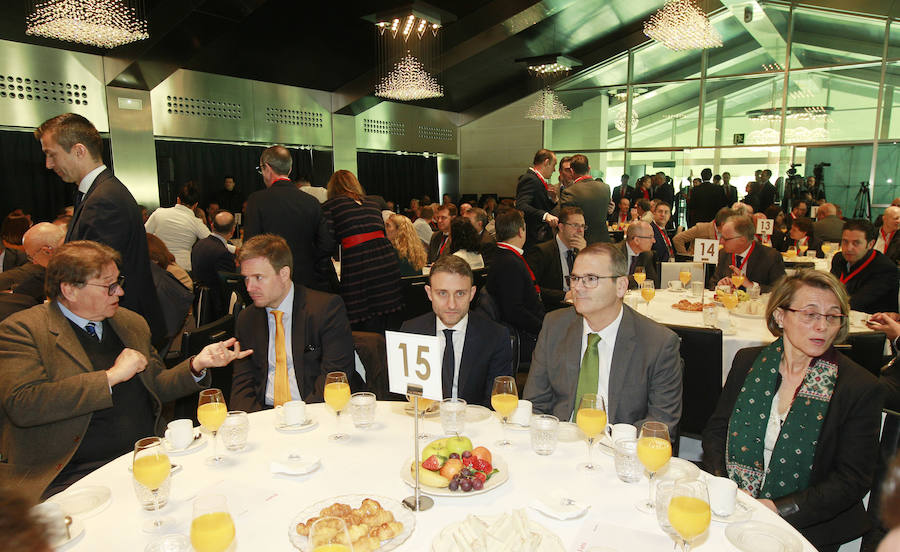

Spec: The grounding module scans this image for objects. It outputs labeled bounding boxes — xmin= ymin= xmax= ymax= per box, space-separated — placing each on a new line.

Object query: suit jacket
xmin=672 ymin=222 xmax=717 ymax=256
xmin=191 ymin=236 xmax=236 ymax=319
xmin=650 ymin=222 xmax=674 ymax=263
xmin=526 ymin=238 xmax=569 ymax=312
xmin=427 ymin=231 xmax=450 ymax=264
xmin=0 ymin=302 xmax=207 ymax=501
xmin=243 ymin=180 xmax=335 ymax=291
xmin=65 ymin=168 xmax=165 ymax=345
xmin=523 ymin=305 xmax=682 ymax=435
xmin=230 ymin=285 xmax=355 ymax=412
xmin=1 ymin=248 xmax=27 ymax=272
xmin=721 ymin=183 xmax=738 ymax=205
xmin=0 ymin=262 xmax=45 ymax=301
xmin=486 ymin=247 xmax=545 ymax=337
xmin=688 ymin=181 xmax=727 ymax=227
xmin=399 ymin=312 xmax=512 ymax=408
xmin=711 ymin=242 xmax=786 ymax=292
xmin=560 ymin=178 xmax=611 ymax=244
xmin=814 ymin=216 xmax=845 ymax=244
xmin=516 ymin=170 xmax=556 ymax=248
xmin=612 ymin=184 xmax=636 ymax=205
xmin=876 ymin=225 xmax=900 ymax=264
xmin=759 ymin=181 xmax=777 ymax=213
xmin=478 ymin=230 xmax=497 ymax=267
xmin=614 ymin=241 xmax=659 ymax=289
xmin=743 ymin=190 xmax=761 ymax=213
xmin=830 ymin=250 xmax=900 ymax=314
xmin=702 ymin=347 xmax=882 ymax=549
xmin=652 ymin=182 xmax=675 ymax=206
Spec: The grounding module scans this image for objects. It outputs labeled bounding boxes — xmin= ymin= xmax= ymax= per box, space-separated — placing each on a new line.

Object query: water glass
xmin=133 ymin=473 xmax=171 ymax=510
xmin=613 ymin=438 xmax=642 ymax=483
xmin=530 ymin=414 xmax=559 ymax=456
xmin=690 ymin=281 xmax=703 ymax=298
xmin=440 ymin=397 xmax=467 ymax=434
xmin=221 ymin=411 xmax=249 ymax=452
xmin=350 ymin=392 xmax=377 ymax=429
xmin=702 ymin=303 xmax=716 ymax=327
xmin=655 ymin=479 xmax=679 ymax=540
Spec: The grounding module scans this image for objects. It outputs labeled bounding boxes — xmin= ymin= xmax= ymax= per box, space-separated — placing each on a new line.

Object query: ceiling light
xmin=517 ymin=55 xmax=582 ymax=78
xmin=26 ymin=0 xmax=149 ymax=49
xmin=525 ymin=89 xmax=571 ymax=120
xmin=375 ymin=52 xmax=443 ymax=101
xmin=747 ymin=106 xmax=834 ymax=121
xmin=643 ymin=0 xmax=722 ymax=51
xmin=615 ymin=109 xmax=639 ymax=132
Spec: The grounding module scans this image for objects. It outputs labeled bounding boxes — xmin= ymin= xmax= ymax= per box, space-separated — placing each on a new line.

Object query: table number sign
xmin=385 ymin=331 xmax=442 ymax=400
xmin=693 ymin=238 xmax=720 ymax=264
xmin=756 ymin=218 xmax=774 ymax=236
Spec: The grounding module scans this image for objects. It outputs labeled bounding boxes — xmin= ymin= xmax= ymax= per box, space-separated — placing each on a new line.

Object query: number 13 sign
xmin=385 ymin=331 xmax=443 ymax=400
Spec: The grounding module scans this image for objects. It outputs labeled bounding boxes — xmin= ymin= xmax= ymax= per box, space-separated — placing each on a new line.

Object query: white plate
xmin=506 ymin=421 xmax=530 ymax=431
xmin=657 ymin=457 xmax=701 ymax=481
xmin=725 ymin=521 xmax=802 ymax=552
xmin=666 ymin=288 xmax=687 ymax=293
xmin=275 ymin=417 xmax=319 ymax=434
xmin=431 ymin=513 xmax=565 ymax=552
xmin=396 ymin=401 xmax=441 ymax=418
xmin=466 ymin=405 xmax=492 ymax=422
xmin=711 ymin=497 xmax=753 ymax=524
xmin=288 ymin=494 xmax=414 ymax=551
xmin=401 ymin=455 xmax=509 ymax=497
xmin=731 ymin=310 xmax=765 ymax=319
xmin=46 ymin=486 xmax=111 ymax=519
xmin=557 ymin=422 xmax=585 ymax=443
xmin=51 ymin=516 xmax=85 ymax=550
xmin=162 ymin=431 xmax=206 ymax=456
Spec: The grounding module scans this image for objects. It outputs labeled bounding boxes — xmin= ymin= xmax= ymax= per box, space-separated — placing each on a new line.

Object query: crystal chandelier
xmin=26 ymin=0 xmax=149 ymax=49
xmin=375 ymin=52 xmax=443 ymax=101
xmin=615 ymin=109 xmax=639 ymax=132
xmin=525 ymin=89 xmax=571 ymax=120
xmin=643 ymin=0 xmax=722 ymax=51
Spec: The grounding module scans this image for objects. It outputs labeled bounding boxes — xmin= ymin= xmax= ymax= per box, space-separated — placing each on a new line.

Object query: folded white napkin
xmin=529 ymin=494 xmax=590 ymax=520
xmin=270 ymin=454 xmax=320 ymax=475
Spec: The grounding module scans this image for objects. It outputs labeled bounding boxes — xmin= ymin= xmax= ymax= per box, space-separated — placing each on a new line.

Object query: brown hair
xmin=429 ymin=253 xmax=474 ymax=286
xmin=533 ymin=149 xmax=555 ymax=166
xmin=34 ymin=113 xmax=103 ymax=161
xmin=46 ymin=241 xmax=120 ymax=301
xmin=559 ymin=206 xmax=584 ymax=225
xmin=1 ymin=213 xmax=32 ymax=246
xmin=327 ymin=170 xmax=365 ymax=201
xmin=260 ymin=145 xmax=292 ymax=177
xmin=578 ymin=243 xmax=628 ymax=278
xmin=388 ymin=214 xmax=427 ymax=271
xmin=765 ymin=270 xmax=850 ymax=343
xmin=146 ymin=233 xmax=175 ymax=269
xmin=0 ymin=487 xmax=52 ymax=552
xmin=495 ymin=209 xmax=525 ymax=242
xmin=237 ymin=234 xmax=293 ymax=277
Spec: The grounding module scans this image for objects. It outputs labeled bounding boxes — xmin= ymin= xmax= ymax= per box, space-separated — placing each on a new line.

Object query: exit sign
xmin=733 ymin=133 xmax=745 ymax=145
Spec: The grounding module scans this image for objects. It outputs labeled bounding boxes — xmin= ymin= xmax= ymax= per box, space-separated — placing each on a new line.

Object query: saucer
xmin=47 ymin=486 xmax=111 ymax=519
xmin=275 ymin=417 xmax=318 ymax=433
xmin=162 ymin=431 xmax=206 ymax=456
xmin=51 ymin=516 xmax=84 ymax=550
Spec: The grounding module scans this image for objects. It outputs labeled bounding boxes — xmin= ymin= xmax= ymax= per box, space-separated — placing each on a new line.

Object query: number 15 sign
xmin=385 ymin=331 xmax=443 ymax=400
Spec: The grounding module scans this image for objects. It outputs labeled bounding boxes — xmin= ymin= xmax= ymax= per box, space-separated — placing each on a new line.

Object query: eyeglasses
xmin=782 ymin=307 xmax=845 ymax=326
xmin=84 ymin=275 xmax=125 ymax=296
xmin=561 ymin=222 xmax=588 ymax=231
xmin=566 ymin=274 xmax=623 ymax=289
xmin=255 ymin=163 xmax=267 ymax=175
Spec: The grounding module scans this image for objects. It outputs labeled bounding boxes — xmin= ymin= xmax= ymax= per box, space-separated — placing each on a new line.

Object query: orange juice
xmin=799 ymin=244 xmax=809 ymax=255
xmin=491 ymin=393 xmax=519 ymax=418
xmin=576 ymin=408 xmax=607 ymax=438
xmin=133 ymin=454 xmax=170 ymax=490
xmin=324 ymin=382 xmax=351 ymax=412
xmin=313 ymin=546 xmax=351 ymax=552
xmin=730 ymin=274 xmax=744 ymax=288
xmin=720 ymin=292 xmax=739 ymax=311
xmin=633 ymin=272 xmax=646 ymax=285
xmin=198 ymin=402 xmax=227 ymax=432
xmin=668 ymin=496 xmax=711 ymax=541
xmin=641 ymin=287 xmax=655 ymax=302
xmin=822 ymin=243 xmax=832 ymax=254
xmin=190 ymin=512 xmax=235 ymax=552
xmin=679 ymin=271 xmax=691 ymax=286
xmin=637 ymin=436 xmax=672 ymax=472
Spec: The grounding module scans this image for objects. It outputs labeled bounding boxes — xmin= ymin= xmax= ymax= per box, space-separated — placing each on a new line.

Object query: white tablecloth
xmin=59 ymin=403 xmax=815 ymax=551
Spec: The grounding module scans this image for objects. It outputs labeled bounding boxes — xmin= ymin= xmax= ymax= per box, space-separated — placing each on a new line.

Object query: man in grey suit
xmin=523 ymin=243 xmax=682 ymax=435
xmin=560 ymin=154 xmax=611 ymax=244
xmin=814 ymin=203 xmax=845 ymax=244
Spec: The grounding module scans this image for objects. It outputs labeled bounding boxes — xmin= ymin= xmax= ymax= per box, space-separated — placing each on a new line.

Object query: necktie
xmin=74 ymin=190 xmax=84 ymax=211
xmin=442 ymin=329 xmax=455 ymax=399
xmin=574 ymin=334 xmax=601 ymax=418
xmin=566 ymin=249 xmax=576 ymax=274
xmin=272 ymin=310 xmax=291 ymax=407
xmin=629 ymin=255 xmax=638 ymax=275
xmin=735 ymin=255 xmax=743 ymax=267
xmin=84 ymin=321 xmax=99 ymax=341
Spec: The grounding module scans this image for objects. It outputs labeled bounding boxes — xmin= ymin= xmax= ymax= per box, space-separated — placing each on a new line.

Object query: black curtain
xmin=0 ymin=129 xmax=113 ymax=222
xmin=356 ymin=151 xmax=438 ymax=209
xmin=154 ymin=140 xmax=334 ymax=208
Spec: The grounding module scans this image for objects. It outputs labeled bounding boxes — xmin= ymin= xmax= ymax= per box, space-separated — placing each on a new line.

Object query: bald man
xmin=813 ymin=203 xmax=844 ymax=243
xmin=0 ymin=222 xmax=65 ymax=301
xmin=876 ymin=206 xmax=900 ymax=264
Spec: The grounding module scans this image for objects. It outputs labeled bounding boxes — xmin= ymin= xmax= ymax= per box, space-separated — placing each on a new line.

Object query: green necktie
xmin=574 ymin=333 xmax=601 ymax=418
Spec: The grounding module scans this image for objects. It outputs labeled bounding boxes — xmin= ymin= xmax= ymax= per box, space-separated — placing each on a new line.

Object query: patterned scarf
xmin=725 ymin=338 xmax=837 ymax=499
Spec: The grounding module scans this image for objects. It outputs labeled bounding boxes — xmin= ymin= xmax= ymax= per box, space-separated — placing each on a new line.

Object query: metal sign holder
xmin=402 ymin=384 xmax=434 ymax=512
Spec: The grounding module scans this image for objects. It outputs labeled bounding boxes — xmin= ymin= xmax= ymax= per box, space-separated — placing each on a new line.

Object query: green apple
xmin=422 ymin=437 xmax=449 ymax=461
xmin=446 ymin=435 xmax=473 ymax=456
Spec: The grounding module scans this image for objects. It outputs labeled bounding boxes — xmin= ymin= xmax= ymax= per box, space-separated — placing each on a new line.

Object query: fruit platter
xmin=401 ymin=436 xmax=508 ymax=496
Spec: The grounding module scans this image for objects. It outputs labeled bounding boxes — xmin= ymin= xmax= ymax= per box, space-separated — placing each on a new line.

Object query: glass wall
xmin=547 ymin=1 xmax=899 ymax=217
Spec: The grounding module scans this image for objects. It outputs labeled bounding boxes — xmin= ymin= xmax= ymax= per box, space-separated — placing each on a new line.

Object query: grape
xmin=448 ymin=479 xmax=459 ymax=491
xmin=471 ymin=478 xmax=484 ymax=491
xmin=459 ymin=479 xmax=472 ymax=492
xmin=449 ymin=453 xmax=460 ymax=459
xmin=462 ymin=450 xmax=472 ymax=458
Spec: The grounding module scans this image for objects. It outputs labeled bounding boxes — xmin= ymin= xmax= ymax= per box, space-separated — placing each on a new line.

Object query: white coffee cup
xmin=667 ymin=280 xmax=683 ymax=291
xmin=610 ymin=423 xmax=637 ymax=442
xmin=31 ymin=502 xmax=68 ymax=544
xmin=510 ymin=399 xmax=532 ymax=426
xmin=276 ymin=400 xmax=306 ymax=426
xmin=708 ymin=475 xmax=738 ymax=516
xmin=164 ymin=419 xmax=194 ymax=450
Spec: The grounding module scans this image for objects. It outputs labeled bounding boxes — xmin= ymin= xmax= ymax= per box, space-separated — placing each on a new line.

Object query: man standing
xmin=296 ymin=175 xmax=327 ymax=204
xmin=191 ymin=211 xmax=238 ymax=320
xmin=614 ymin=221 xmax=659 ymax=289
xmin=759 ymin=169 xmax=776 ymax=213
xmin=215 ymin=175 xmax=244 ymax=214
xmin=558 ymin=156 xmax=574 ymax=195
xmin=875 ymin=206 xmax=900 ymax=264
xmin=523 ymin=243 xmax=682 ymax=434
xmin=230 ymin=235 xmax=355 ymax=412
xmin=516 ymin=149 xmax=558 ymax=249
xmin=721 ymin=172 xmax=738 ymax=205
xmin=144 ymin=182 xmax=210 ymax=270
xmin=688 ymin=168 xmax=728 ymax=227
xmin=713 ymin=215 xmax=786 ymax=292
xmin=427 ymin=205 xmax=453 ymax=263
xmin=35 ymin=113 xmax=165 ymax=346
xmin=400 ymin=255 xmax=512 ymax=407
xmin=612 ymin=174 xmax=635 ymax=206
xmin=527 ymin=207 xmax=587 ymax=312
xmin=560 ymin=154 xmax=611 ymax=244
xmin=243 ymin=146 xmax=335 ymax=291
xmin=0 ymin=223 xmax=64 ymax=301
xmin=830 ymin=220 xmax=899 ymax=314
xmin=651 ymin=172 xmax=675 ymax=206
xmin=650 ymin=201 xmax=675 ymax=262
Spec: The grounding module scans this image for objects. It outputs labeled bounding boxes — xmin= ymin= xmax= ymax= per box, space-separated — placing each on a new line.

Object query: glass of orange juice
xmin=668 ymin=479 xmax=711 ymax=552
xmin=636 ymin=421 xmax=672 ymax=513
xmin=491 ymin=376 xmax=518 ymax=447
xmin=576 ymin=394 xmax=607 ymax=473
xmin=309 ymin=517 xmax=353 ymax=552
xmin=133 ymin=437 xmax=173 ymax=532
xmin=730 ymin=273 xmax=745 ymax=289
xmin=198 ymin=388 xmax=227 ymax=466
xmin=324 ymin=372 xmax=351 ymax=441
xmin=679 ymin=269 xmax=691 ymax=287
xmin=640 ymin=281 xmax=656 ymax=318
xmin=633 ymin=266 xmax=646 ymax=286
xmin=190 ymin=494 xmax=235 ymax=552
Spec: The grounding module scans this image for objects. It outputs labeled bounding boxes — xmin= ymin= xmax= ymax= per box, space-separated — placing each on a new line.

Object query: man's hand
xmin=107 ymin=348 xmax=148 ymax=387
xmin=544 ymin=213 xmax=559 ymax=228
xmin=607 ymin=202 xmax=615 ymax=215
xmin=570 ymin=236 xmax=587 ymax=251
xmin=193 ymin=338 xmax=253 ymax=371
xmin=868 ymin=312 xmax=900 ymax=341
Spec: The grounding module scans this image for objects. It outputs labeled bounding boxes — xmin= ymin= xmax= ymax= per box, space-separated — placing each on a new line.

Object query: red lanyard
xmin=881 ymin=229 xmax=895 ymax=253
xmin=731 ymin=242 xmax=755 ymax=272
xmin=798 ymin=236 xmax=808 ymax=248
xmin=438 ymin=235 xmax=449 ymax=255
xmin=573 ymin=175 xmax=591 ymax=184
xmin=496 ymin=243 xmax=541 ymax=294
xmin=529 ymin=168 xmax=549 ymax=191
xmin=840 ymin=250 xmax=876 ymax=284
xmin=272 ymin=176 xmax=291 ymax=183
xmin=655 ymin=222 xmax=673 ymax=253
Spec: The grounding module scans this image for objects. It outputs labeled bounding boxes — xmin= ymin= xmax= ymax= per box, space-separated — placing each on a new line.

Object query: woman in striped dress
xmin=323 ymin=170 xmax=402 ymax=332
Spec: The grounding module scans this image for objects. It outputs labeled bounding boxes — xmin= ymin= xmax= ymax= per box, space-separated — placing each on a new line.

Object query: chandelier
xmin=375 ymin=52 xmax=443 ymax=101
xmin=26 ymin=0 xmax=149 ymax=49
xmin=643 ymin=0 xmax=722 ymax=51
xmin=525 ymin=88 xmax=570 ymax=120
xmin=747 ymin=106 xmax=834 ymax=121
xmin=615 ymin=109 xmax=639 ymax=132
xmin=371 ymin=7 xmax=447 ymax=102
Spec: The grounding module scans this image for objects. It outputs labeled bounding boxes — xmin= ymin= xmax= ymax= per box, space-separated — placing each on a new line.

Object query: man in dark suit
xmin=651 ymin=172 xmax=675 ymax=206
xmin=831 ymin=219 xmax=899 ymax=314
xmin=559 ymin=154 xmax=610 ymax=244
xmin=35 ymin=113 xmax=165 ymax=346
xmin=527 ymin=207 xmax=587 ymax=312
xmin=650 ymin=201 xmax=675 ymax=262
xmin=721 ymin=172 xmax=739 ymax=206
xmin=243 ymin=146 xmax=335 ymax=291
xmin=688 ymin=168 xmax=728 ymax=227
xmin=759 ymin=169 xmax=777 ymax=213
xmin=712 ymin=214 xmax=786 ymax=292
xmin=400 ymin=255 xmax=512 ymax=408
xmin=613 ymin=221 xmax=659 ymax=289
xmin=523 ymin=243 xmax=682 ymax=435
xmin=0 ymin=243 xmax=27 ymax=272
xmin=230 ymin=234 xmax=355 ymax=412
xmin=427 ymin=205 xmax=452 ymax=263
xmin=191 ymin=211 xmax=237 ymax=320
xmin=611 ymin=174 xmax=635 ymax=206
xmin=463 ymin=207 xmax=496 ymax=266
xmin=875 ymin=206 xmax=900 ymax=264
xmin=515 ymin=149 xmax=558 ymax=249
xmin=0 ymin=222 xmax=64 ymax=301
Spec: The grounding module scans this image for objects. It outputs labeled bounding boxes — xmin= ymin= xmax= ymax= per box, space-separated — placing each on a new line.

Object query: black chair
xmin=861 ymin=409 xmax=900 ymax=551
xmin=172 ymin=314 xmax=236 ymax=423
xmin=843 ymin=333 xmax=890 ymax=378
xmin=667 ymin=324 xmax=724 ymax=438
xmin=0 ymin=293 xmax=38 ymax=322
xmin=193 ymin=285 xmax=212 ymax=327
xmin=218 ymin=271 xmax=250 ymax=317
xmin=399 ymin=275 xmax=431 ymax=322
xmin=352 ymin=331 xmax=403 ymax=401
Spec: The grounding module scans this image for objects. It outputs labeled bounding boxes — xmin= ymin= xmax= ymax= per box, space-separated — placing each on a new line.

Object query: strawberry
xmin=474 ymin=471 xmax=486 ymax=483
xmin=422 ymin=454 xmax=445 ymax=471
xmin=473 ymin=459 xmax=492 ymax=473
xmin=461 ymin=456 xmax=475 ymax=468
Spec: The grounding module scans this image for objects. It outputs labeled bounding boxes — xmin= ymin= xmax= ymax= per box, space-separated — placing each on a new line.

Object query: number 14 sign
xmin=385 ymin=331 xmax=443 ymax=400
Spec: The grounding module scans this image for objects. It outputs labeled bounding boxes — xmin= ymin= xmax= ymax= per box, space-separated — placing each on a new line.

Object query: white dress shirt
xmin=264 ymin=284 xmax=302 ymax=405
xmin=579 ymin=306 xmax=624 ymax=412
xmin=436 ymin=314 xmax=468 ymax=399
xmin=144 ymin=203 xmax=211 ymax=270
xmin=78 ymin=164 xmax=107 ymax=194
xmin=556 ymin=235 xmax=574 ymax=291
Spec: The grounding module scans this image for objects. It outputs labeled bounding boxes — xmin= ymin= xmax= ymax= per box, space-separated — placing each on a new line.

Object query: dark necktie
xmin=629 ymin=255 xmax=638 ymax=274
xmin=442 ymin=329 xmax=455 ymax=399
xmin=566 ymin=249 xmax=576 ymax=274
xmin=735 ymin=255 xmax=743 ymax=267
xmin=84 ymin=321 xmax=99 ymax=341
xmin=74 ymin=190 xmax=84 ymax=211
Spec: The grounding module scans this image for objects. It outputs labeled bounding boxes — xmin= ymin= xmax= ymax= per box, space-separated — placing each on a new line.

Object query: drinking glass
xmin=440 ymin=397 xmax=467 ymax=435
xmin=324 ymin=372 xmax=351 ymax=441
xmin=221 ymin=411 xmax=249 ymax=452
xmin=633 ymin=266 xmax=646 ymax=287
xmin=654 ymin=479 xmax=679 ymax=540
xmin=678 ymin=269 xmax=691 ymax=287
xmin=668 ymin=479 xmax=711 ymax=551
xmin=786 ymin=246 xmax=797 ymax=259
xmin=614 ymin=438 xmax=643 ymax=483
xmin=636 ymin=421 xmax=671 ymax=512
xmin=530 ymin=414 xmax=559 ymax=456
xmin=406 ymin=394 xmax=436 ymax=440
xmin=640 ymin=281 xmax=655 ymax=317
xmin=190 ymin=494 xmax=235 ymax=552
xmin=349 ymin=392 xmax=377 ymax=429
xmin=133 ymin=437 xmax=173 ymax=533
xmin=308 ymin=516 xmax=354 ymax=552
xmin=730 ymin=273 xmax=745 ymax=289
xmin=198 ymin=388 xmax=227 ymax=465
xmin=798 ymin=243 xmax=809 ymax=256
xmin=575 ymin=394 xmax=607 ymax=472
xmin=719 ymin=290 xmax=739 ymax=335
xmin=491 ymin=376 xmax=518 ymax=447
xmin=821 ymin=242 xmax=833 ymax=256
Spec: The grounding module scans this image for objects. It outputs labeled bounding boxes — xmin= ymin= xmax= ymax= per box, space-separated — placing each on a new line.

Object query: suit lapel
xmin=550 ymin=239 xmax=564 ymax=288
xmin=66 ymin=168 xmax=109 ymax=242
xmin=608 ymin=306 xmax=637 ymax=424
xmin=562 ymin=310 xmax=584 ymax=418
xmin=48 ymin=303 xmax=93 ymax=373
xmin=247 ymin=306 xmax=270 ymax=405
xmin=457 ymin=315 xmax=475 ymax=397
xmin=292 ymin=285 xmax=308 ymax=396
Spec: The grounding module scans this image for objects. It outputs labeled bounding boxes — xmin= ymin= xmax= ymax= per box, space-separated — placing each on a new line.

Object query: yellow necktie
xmin=272 ymin=310 xmax=290 ymax=407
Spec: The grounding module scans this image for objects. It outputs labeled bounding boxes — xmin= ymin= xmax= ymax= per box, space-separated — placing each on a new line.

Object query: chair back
xmin=399 ymin=275 xmax=431 ymax=322
xmin=173 ymin=314 xmax=235 ymax=423
xmin=844 ymin=333 xmax=889 ymax=378
xmin=218 ymin=271 xmax=251 ymax=314
xmin=659 ymin=262 xmax=704 ymax=288
xmin=668 ymin=324 xmax=723 ymax=437
xmin=352 ymin=331 xmax=402 ymax=400
xmin=862 ymin=409 xmax=900 ymax=550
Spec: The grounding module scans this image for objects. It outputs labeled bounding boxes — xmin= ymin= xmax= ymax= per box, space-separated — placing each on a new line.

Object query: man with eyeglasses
xmin=527 ymin=207 xmax=588 ymax=312
xmin=523 ymin=243 xmax=682 ymax=436
xmin=613 ymin=221 xmax=659 ymax=289
xmin=830 ymin=219 xmax=899 ymax=314
xmin=0 ymin=222 xmax=64 ymax=303
xmin=559 ymin=154 xmax=610 ymax=244
xmin=712 ymin=214 xmax=786 ymax=292
xmin=0 ymin=241 xmax=251 ymax=501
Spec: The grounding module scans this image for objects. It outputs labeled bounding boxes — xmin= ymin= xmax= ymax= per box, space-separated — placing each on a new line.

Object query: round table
xmin=58 ymin=402 xmax=815 ymax=551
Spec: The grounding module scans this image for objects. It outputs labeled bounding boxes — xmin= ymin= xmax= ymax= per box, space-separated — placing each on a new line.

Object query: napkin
xmin=270 ymin=453 xmax=320 ymax=475
xmin=529 ymin=494 xmax=590 ymax=520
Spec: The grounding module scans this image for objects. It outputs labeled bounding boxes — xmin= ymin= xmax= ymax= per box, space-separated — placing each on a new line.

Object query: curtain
xmin=356 ymin=151 xmax=438 ymax=209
